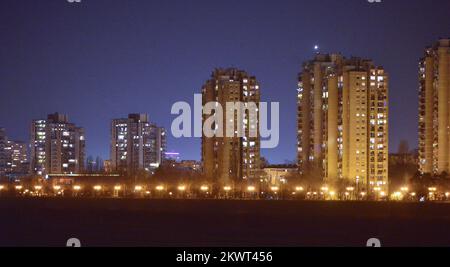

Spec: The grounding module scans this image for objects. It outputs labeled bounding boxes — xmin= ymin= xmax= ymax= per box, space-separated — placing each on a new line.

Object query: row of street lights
xmin=1 ymin=183 xmax=449 ymax=201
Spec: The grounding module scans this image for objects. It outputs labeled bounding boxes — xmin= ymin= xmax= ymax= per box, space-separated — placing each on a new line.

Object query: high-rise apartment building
xmin=297 ymin=54 xmax=389 ymax=192
xmin=419 ymin=39 xmax=450 ymax=175
xmin=0 ymin=128 xmax=7 ymax=177
xmin=202 ymin=68 xmax=261 ymax=185
xmin=110 ymin=114 xmax=166 ymax=174
xmin=5 ymin=140 xmax=29 ymax=176
xmin=0 ymin=128 xmax=29 ymax=177
xmin=30 ymin=113 xmax=85 ymax=175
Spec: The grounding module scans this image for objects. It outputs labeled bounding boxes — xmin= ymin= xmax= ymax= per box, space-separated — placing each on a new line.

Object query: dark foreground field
xmin=1 ymin=198 xmax=450 ymax=247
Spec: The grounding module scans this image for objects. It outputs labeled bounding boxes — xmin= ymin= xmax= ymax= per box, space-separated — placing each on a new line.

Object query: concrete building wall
xmin=298 ymin=54 xmax=389 ymax=193
xmin=419 ymin=39 xmax=450 ymax=176
xmin=201 ymin=68 xmax=261 ymax=186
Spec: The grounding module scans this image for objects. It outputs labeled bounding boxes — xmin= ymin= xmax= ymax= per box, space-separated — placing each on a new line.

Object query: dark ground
xmin=0 ymin=198 xmax=449 ymax=247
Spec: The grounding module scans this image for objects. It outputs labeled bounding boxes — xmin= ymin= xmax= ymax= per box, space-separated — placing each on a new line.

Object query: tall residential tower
xmin=419 ymin=39 xmax=450 ymax=175
xmin=201 ymin=68 xmax=261 ymax=185
xmin=297 ymin=54 xmax=389 ymax=193
xmin=110 ymin=114 xmax=166 ymax=175
xmin=0 ymin=128 xmax=7 ymax=177
xmin=30 ymin=113 xmax=85 ymax=175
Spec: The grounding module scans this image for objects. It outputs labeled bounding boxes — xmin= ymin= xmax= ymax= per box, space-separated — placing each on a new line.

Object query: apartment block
xmin=111 ymin=114 xmax=166 ymax=174
xmin=202 ymin=68 xmax=261 ymax=185
xmin=30 ymin=113 xmax=85 ymax=175
xmin=298 ymin=54 xmax=389 ymax=192
xmin=419 ymin=39 xmax=450 ymax=175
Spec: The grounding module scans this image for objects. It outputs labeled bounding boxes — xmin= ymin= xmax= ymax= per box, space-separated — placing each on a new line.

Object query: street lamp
xmin=53 ymin=185 xmax=61 ymax=191
xmin=200 ymin=185 xmax=209 ymax=192
xmin=93 ymin=185 xmax=102 ymax=191
xmin=134 ymin=185 xmax=143 ymax=192
xmin=178 ymin=185 xmax=186 ymax=192
xmin=156 ymin=185 xmax=164 ymax=191
xmin=34 ymin=185 xmax=42 ymax=191
xmin=73 ymin=185 xmax=82 ymax=191
xmin=270 ymin=186 xmax=279 ymax=192
xmin=15 ymin=185 xmax=23 ymax=190
xmin=295 ymin=186 xmax=304 ymax=192
xmin=247 ymin=186 xmax=256 ymax=192
xmin=223 ymin=186 xmax=232 ymax=192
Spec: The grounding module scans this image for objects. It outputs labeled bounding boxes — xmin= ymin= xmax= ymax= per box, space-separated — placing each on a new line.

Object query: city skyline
xmin=1 ymin=0 xmax=450 ymax=164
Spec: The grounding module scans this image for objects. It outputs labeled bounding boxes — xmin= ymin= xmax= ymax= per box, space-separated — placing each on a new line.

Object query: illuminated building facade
xmin=111 ymin=114 xmax=166 ymax=174
xmin=419 ymin=39 xmax=450 ymax=175
xmin=5 ymin=140 xmax=29 ymax=176
xmin=298 ymin=54 xmax=389 ymax=192
xmin=0 ymin=128 xmax=7 ymax=176
xmin=201 ymin=68 xmax=261 ymax=185
xmin=30 ymin=113 xmax=85 ymax=175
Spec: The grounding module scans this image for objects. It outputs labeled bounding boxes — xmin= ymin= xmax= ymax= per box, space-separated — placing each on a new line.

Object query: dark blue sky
xmin=1 ymin=0 xmax=449 ymax=163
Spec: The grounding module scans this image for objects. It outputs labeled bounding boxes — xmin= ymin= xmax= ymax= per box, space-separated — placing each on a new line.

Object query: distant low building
xmin=179 ymin=160 xmax=202 ymax=172
xmin=103 ymin=160 xmax=113 ymax=174
xmin=263 ymin=165 xmax=297 ymax=186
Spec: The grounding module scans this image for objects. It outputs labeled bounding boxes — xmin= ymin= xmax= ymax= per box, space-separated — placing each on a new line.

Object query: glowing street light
xmin=73 ymin=185 xmax=82 ymax=191
xmin=200 ymin=185 xmax=209 ymax=192
xmin=156 ymin=185 xmax=164 ymax=191
xmin=321 ymin=186 xmax=329 ymax=192
xmin=295 ymin=186 xmax=304 ymax=192
xmin=0 ymin=185 xmax=4 ymax=191
xmin=271 ymin=186 xmax=279 ymax=192
xmin=93 ymin=185 xmax=102 ymax=191
xmin=223 ymin=186 xmax=232 ymax=192
xmin=428 ymin=187 xmax=437 ymax=192
xmin=15 ymin=185 xmax=23 ymax=190
xmin=134 ymin=185 xmax=143 ymax=192
xmin=247 ymin=186 xmax=256 ymax=192
xmin=34 ymin=185 xmax=43 ymax=191
xmin=329 ymin=191 xmax=336 ymax=197
xmin=53 ymin=185 xmax=61 ymax=191
xmin=400 ymin=186 xmax=409 ymax=192
xmin=346 ymin=187 xmax=355 ymax=192
xmin=178 ymin=185 xmax=186 ymax=192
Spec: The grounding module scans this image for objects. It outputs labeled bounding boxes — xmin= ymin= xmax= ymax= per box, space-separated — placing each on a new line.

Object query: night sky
xmin=1 ymin=0 xmax=449 ymax=164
